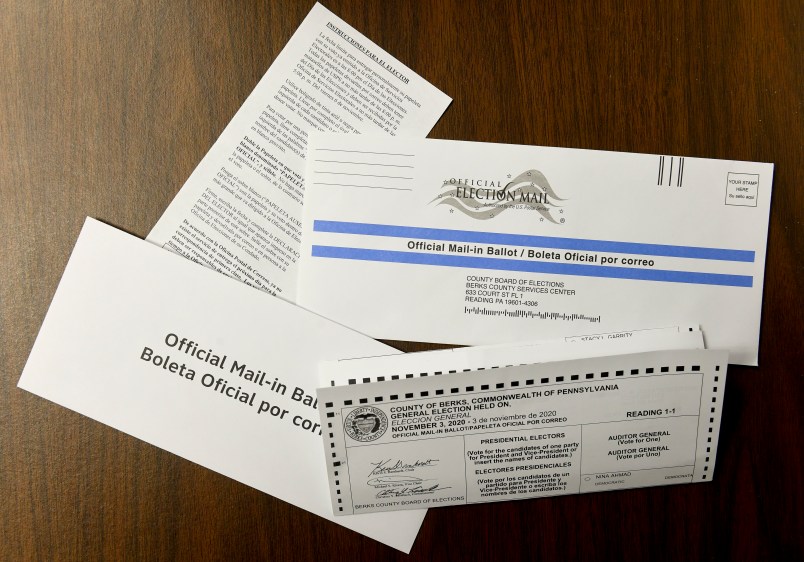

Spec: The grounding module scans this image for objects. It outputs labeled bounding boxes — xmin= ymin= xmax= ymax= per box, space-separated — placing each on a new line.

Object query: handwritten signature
xmin=375 ymin=483 xmax=451 ymax=498
xmin=368 ymin=458 xmax=439 ymax=477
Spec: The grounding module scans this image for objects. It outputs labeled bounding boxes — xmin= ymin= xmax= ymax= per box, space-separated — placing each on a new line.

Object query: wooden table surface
xmin=2 ymin=1 xmax=802 ymax=560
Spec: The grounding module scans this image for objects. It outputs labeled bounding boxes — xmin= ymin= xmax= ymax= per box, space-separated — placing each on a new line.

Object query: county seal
xmin=344 ymin=406 xmax=388 ymax=442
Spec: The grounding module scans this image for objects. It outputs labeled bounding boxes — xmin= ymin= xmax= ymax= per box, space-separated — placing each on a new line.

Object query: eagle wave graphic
xmin=432 ymin=169 xmax=566 ymax=222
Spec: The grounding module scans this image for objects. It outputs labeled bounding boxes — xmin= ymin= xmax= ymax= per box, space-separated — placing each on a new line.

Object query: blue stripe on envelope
xmin=312 ymin=220 xmax=755 ymax=262
xmin=310 ymin=246 xmax=753 ymax=288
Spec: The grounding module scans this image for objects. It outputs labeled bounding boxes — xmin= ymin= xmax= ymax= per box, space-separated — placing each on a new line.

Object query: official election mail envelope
xmin=297 ymin=134 xmax=773 ymax=365
xmin=320 ymin=325 xmax=705 ymax=386
xmin=317 ymin=349 xmax=727 ymax=515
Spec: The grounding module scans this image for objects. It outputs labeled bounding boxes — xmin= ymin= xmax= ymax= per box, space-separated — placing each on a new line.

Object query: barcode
xmin=464 ymin=307 xmax=601 ymax=322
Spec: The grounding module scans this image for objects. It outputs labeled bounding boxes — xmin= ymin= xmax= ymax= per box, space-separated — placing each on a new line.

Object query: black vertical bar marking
xmin=668 ymin=157 xmax=674 ymax=186
xmin=678 ymin=157 xmax=684 ymax=187
xmin=658 ymin=156 xmax=664 ymax=185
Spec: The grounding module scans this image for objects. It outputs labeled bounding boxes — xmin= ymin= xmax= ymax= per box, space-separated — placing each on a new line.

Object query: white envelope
xmin=320 ymin=326 xmax=705 ymax=387
xmin=297 ymin=134 xmax=773 ymax=365
xmin=18 ymin=218 xmax=425 ymax=553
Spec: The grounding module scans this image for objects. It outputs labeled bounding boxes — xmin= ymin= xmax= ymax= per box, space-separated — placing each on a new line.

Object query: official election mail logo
xmin=432 ymin=169 xmax=567 ymax=223
xmin=344 ymin=406 xmax=388 ymax=442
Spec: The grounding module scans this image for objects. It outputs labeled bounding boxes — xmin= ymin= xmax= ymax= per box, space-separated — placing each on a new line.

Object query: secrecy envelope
xmin=18 ymin=219 xmax=425 ymax=552
xmin=317 ymin=349 xmax=727 ymax=514
xmin=297 ymin=134 xmax=773 ymax=365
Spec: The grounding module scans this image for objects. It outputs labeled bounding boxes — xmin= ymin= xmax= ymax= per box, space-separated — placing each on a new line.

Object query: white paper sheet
xmin=18 ymin=218 xmax=425 ymax=553
xmin=320 ymin=326 xmax=704 ymax=386
xmin=317 ymin=349 xmax=727 ymax=514
xmin=148 ymin=3 xmax=451 ymax=301
xmin=297 ymin=134 xmax=773 ymax=365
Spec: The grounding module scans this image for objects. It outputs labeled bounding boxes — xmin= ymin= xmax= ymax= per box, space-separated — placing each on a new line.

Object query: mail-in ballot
xmin=317 ymin=349 xmax=726 ymax=515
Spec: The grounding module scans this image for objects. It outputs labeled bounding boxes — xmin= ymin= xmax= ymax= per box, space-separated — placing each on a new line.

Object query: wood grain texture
xmin=1 ymin=1 xmax=801 ymax=560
